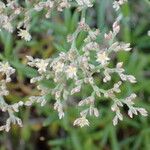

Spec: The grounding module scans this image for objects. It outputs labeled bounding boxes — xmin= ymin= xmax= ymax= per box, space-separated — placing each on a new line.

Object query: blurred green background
xmin=0 ymin=0 xmax=150 ymax=150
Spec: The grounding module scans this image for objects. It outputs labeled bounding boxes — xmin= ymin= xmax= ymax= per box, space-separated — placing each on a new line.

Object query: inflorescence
xmin=0 ymin=0 xmax=148 ymax=131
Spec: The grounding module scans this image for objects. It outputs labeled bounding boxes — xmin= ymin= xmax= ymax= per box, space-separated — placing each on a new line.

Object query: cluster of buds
xmin=111 ymin=93 xmax=148 ymax=125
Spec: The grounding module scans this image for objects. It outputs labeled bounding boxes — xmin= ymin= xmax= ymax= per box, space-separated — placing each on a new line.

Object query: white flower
xmin=112 ymin=81 xmax=122 ymax=93
xmin=54 ymin=101 xmax=64 ymax=119
xmin=127 ymin=75 xmax=136 ymax=83
xmin=73 ymin=117 xmax=89 ymax=127
xmin=137 ymin=108 xmax=148 ymax=117
xmin=0 ymin=2 xmax=5 ymax=13
xmin=71 ymin=86 xmax=81 ymax=95
xmin=58 ymin=0 xmax=70 ymax=11
xmin=120 ymin=43 xmax=131 ymax=51
xmin=113 ymin=111 xmax=123 ymax=126
xmin=113 ymin=1 xmax=120 ymax=11
xmin=18 ymin=29 xmax=32 ymax=41
xmin=53 ymin=62 xmax=64 ymax=73
xmin=148 ymin=30 xmax=150 ymax=36
xmin=78 ymin=96 xmax=94 ymax=106
xmin=36 ymin=60 xmax=49 ymax=74
xmin=76 ymin=0 xmax=93 ymax=7
xmin=113 ymin=21 xmax=120 ymax=34
xmin=66 ymin=65 xmax=77 ymax=79
xmin=118 ymin=0 xmax=127 ymax=5
xmin=96 ymin=51 xmax=110 ymax=65
xmin=26 ymin=56 xmax=49 ymax=74
xmin=89 ymin=107 xmax=99 ymax=117
xmin=104 ymin=31 xmax=113 ymax=40
xmin=0 ymin=62 xmax=14 ymax=74
xmin=3 ymin=22 xmax=13 ymax=33
xmin=0 ymin=62 xmax=15 ymax=82
xmin=113 ymin=0 xmax=127 ymax=11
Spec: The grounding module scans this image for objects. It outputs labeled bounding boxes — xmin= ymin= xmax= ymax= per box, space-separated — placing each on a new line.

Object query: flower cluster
xmin=0 ymin=61 xmax=50 ymax=132
xmin=0 ymin=62 xmax=23 ymax=131
xmin=0 ymin=0 xmax=92 ymax=41
xmin=27 ymin=1 xmax=147 ymax=127
xmin=0 ymin=0 xmax=148 ymax=131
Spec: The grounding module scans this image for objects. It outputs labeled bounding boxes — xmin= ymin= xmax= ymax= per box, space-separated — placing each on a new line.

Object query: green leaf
xmin=10 ymin=60 xmax=38 ymax=78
